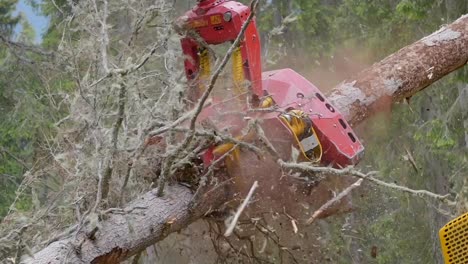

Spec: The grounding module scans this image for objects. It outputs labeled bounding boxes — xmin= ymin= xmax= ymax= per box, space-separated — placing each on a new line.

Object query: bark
xmin=23 ymin=185 xmax=228 ymax=264
xmin=329 ymin=14 xmax=468 ymax=126
xmin=25 ymin=14 xmax=468 ymax=264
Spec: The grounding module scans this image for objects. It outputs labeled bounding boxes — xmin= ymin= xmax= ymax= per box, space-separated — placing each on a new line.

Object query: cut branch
xmin=224 ymin=181 xmax=259 ymax=237
xmin=306 ymin=179 xmax=363 ymax=225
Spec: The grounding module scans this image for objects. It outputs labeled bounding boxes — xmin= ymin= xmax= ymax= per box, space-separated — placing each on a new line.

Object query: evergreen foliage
xmin=0 ymin=0 xmax=63 ymax=219
xmin=0 ymin=0 xmax=19 ymax=36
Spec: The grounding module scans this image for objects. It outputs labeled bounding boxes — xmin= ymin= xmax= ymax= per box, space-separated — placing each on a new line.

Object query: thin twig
xmin=224 ymin=181 xmax=259 ymax=237
xmin=118 ymin=162 xmax=133 ymax=206
xmin=0 ymin=147 xmax=30 ymax=170
xmin=404 ymin=146 xmax=419 ymax=172
xmin=50 ymin=0 xmax=64 ymax=14
xmin=279 ymin=161 xmax=452 ymax=202
xmin=92 ymin=160 xmax=104 ymax=214
xmin=43 ymin=224 xmax=79 ymax=246
xmin=189 ymin=143 xmax=241 ymax=210
xmin=168 ymin=126 xmax=263 ymax=156
xmin=100 ymin=206 xmax=148 ymax=215
xmin=13 ymin=225 xmax=29 ymax=264
xmin=251 ymin=120 xmax=280 ymax=159
xmin=306 ymin=178 xmax=363 ymax=224
xmin=147 ymin=108 xmax=196 ymax=137
xmin=89 ymin=41 xmax=161 ymax=88
xmin=0 ymin=34 xmax=53 ymax=56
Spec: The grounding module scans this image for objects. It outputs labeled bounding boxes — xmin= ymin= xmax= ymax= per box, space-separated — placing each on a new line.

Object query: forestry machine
xmin=176 ymin=2 xmax=465 ymax=263
xmin=177 ymin=0 xmax=364 ymax=168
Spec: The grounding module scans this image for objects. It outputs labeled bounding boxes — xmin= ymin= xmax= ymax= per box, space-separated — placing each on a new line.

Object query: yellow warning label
xmin=191 ymin=19 xmax=208 ymax=28
xmin=210 ymin=15 xmax=222 ymax=25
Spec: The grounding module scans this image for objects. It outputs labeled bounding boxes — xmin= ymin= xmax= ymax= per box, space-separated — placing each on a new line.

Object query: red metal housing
xmin=180 ymin=0 xmax=263 ymax=97
xmin=262 ymin=69 xmax=364 ymax=167
xmin=178 ymin=0 xmax=364 ymax=168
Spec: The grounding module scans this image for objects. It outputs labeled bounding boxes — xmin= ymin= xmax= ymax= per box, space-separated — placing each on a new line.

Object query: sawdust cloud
xmin=267 ymin=46 xmax=374 ymax=93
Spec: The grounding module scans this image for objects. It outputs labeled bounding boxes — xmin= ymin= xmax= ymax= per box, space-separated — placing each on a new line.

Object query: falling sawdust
xmin=267 ymin=46 xmax=374 ymax=93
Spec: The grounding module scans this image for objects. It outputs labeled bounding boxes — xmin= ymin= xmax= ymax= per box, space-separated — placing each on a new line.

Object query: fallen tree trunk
xmin=25 ymin=14 xmax=468 ymax=264
xmin=330 ymin=14 xmax=468 ymax=125
xmin=25 ymin=185 xmax=229 ymax=264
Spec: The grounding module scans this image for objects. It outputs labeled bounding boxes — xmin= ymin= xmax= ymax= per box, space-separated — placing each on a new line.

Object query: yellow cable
xmin=232 ymin=47 xmax=246 ymax=96
xmin=279 ymin=110 xmax=322 ymax=162
xmin=260 ymin=96 xmax=274 ymax=108
xmin=199 ymin=48 xmax=211 ymax=93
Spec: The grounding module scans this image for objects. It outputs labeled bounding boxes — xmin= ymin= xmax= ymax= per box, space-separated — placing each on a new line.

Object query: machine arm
xmin=178 ymin=0 xmax=263 ymax=102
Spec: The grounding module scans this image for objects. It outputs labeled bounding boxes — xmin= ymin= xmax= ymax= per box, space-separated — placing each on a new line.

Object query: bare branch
xmin=0 ymin=35 xmax=54 ymax=56
xmin=279 ymin=161 xmax=452 ymax=202
xmin=306 ymin=179 xmax=363 ymax=224
xmin=0 ymin=147 xmax=30 ymax=170
xmin=93 ymin=0 xmax=110 ymax=73
xmin=224 ymin=181 xmax=259 ymax=237
xmin=101 ymin=79 xmax=127 ymax=201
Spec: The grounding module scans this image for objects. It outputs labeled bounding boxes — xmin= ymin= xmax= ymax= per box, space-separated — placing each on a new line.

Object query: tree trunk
xmin=329 ymin=14 xmax=468 ymax=126
xmin=23 ymin=185 xmax=228 ymax=264
xmin=24 ymin=14 xmax=468 ymax=264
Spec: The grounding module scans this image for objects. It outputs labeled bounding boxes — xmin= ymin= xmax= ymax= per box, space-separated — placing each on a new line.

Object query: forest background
xmin=0 ymin=0 xmax=467 ymax=263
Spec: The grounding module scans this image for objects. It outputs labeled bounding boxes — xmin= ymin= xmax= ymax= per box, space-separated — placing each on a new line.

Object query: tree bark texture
xmin=23 ymin=185 xmax=228 ymax=264
xmin=25 ymin=14 xmax=468 ymax=264
xmin=329 ymin=14 xmax=468 ymax=126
